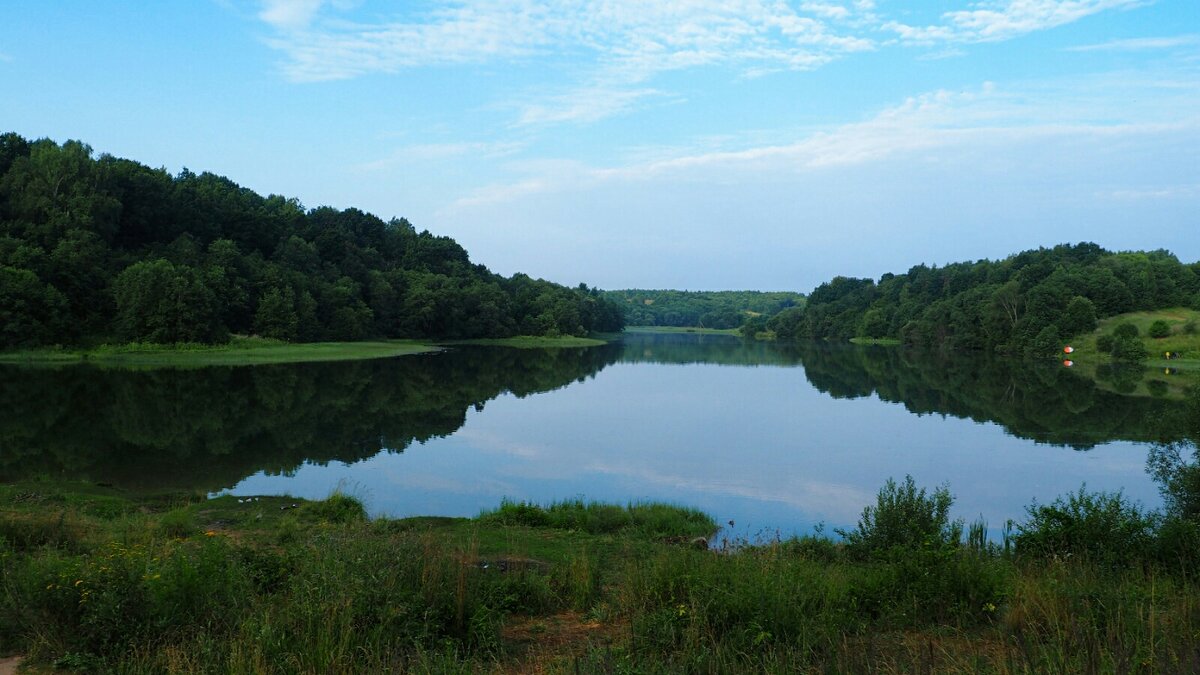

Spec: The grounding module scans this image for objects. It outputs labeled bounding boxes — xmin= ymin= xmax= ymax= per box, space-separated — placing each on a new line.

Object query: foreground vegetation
xmin=4 ymin=462 xmax=1200 ymax=673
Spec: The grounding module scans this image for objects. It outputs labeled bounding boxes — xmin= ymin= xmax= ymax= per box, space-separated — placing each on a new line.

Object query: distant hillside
xmin=602 ymin=289 xmax=805 ymax=329
xmin=768 ymin=243 xmax=1200 ymax=356
xmin=0 ymin=133 xmax=623 ymax=348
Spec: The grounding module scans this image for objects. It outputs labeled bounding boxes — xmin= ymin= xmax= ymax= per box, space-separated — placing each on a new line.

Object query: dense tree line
xmin=602 ymin=289 xmax=804 ymax=328
xmin=0 ymin=133 xmax=623 ymax=348
xmin=768 ymin=243 xmax=1200 ymax=356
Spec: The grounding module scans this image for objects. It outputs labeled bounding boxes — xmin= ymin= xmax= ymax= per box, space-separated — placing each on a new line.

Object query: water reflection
xmin=0 ymin=334 xmax=1190 ymax=534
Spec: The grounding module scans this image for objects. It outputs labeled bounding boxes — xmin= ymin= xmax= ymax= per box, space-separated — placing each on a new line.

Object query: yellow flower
xmin=204 ymin=530 xmax=217 ymax=537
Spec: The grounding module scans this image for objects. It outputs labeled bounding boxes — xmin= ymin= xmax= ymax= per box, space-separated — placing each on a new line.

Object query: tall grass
xmin=478 ymin=498 xmax=716 ymax=539
xmin=3 ymin=480 xmax=1199 ymax=672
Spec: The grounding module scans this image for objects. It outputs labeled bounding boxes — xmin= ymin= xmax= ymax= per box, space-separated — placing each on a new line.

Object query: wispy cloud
xmin=1103 ymin=184 xmax=1200 ymax=200
xmin=1066 ymin=35 xmax=1200 ymax=52
xmin=256 ymin=1 xmax=1154 ymax=125
xmin=447 ymin=73 xmax=1200 ymax=210
xmin=258 ymin=0 xmax=326 ymax=30
xmin=354 ymin=141 xmax=524 ymax=172
xmin=885 ymin=0 xmax=1143 ymax=45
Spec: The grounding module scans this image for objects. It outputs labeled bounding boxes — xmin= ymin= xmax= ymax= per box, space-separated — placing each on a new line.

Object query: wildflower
xmin=983 ymin=602 xmax=997 ymax=612
xmin=205 ymin=530 xmax=217 ymax=537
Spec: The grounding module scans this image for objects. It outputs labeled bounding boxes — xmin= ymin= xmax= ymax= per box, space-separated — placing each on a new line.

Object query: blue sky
xmin=2 ymin=1 xmax=1197 ymax=291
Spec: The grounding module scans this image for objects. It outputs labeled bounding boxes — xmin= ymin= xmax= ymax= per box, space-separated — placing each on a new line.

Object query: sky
xmin=2 ymin=1 xmax=1197 ymax=291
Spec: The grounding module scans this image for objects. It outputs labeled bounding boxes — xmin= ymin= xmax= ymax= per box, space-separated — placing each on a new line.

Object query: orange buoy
xmin=1063 ymin=360 xmax=1074 ymax=367
xmin=1063 ymin=346 xmax=1074 ymax=354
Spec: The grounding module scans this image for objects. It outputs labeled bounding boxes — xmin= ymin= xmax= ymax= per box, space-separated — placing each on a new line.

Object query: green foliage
xmin=837 ymin=475 xmax=962 ymax=558
xmin=478 ymin=499 xmax=715 ymax=539
xmin=1015 ymin=487 xmax=1154 ymax=567
xmin=112 ymin=259 xmax=227 ymax=344
xmin=1111 ymin=335 xmax=1149 ymax=362
xmin=779 ymin=243 xmax=1200 ymax=353
xmin=1149 ymin=319 xmax=1171 ymax=338
xmin=1184 ymin=320 xmax=1197 ymax=335
xmin=0 ymin=133 xmax=624 ymax=349
xmin=299 ymin=492 xmax=367 ymax=524
xmin=1096 ymin=333 xmax=1115 ymax=353
xmin=1113 ymin=322 xmax=1140 ymax=339
xmin=604 ymin=289 xmax=804 ymax=329
xmin=1027 ymin=324 xmax=1062 ymax=359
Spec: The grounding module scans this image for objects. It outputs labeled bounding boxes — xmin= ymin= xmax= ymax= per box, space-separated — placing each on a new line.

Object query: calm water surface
xmin=0 ymin=333 xmax=1180 ymax=537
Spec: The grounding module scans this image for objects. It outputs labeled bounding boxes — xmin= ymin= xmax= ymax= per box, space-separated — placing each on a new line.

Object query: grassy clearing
xmin=624 ymin=326 xmax=740 ymax=335
xmin=1065 ymin=308 xmax=1200 ymax=397
xmin=4 ymin=476 xmax=1200 ymax=673
xmin=0 ymin=336 xmax=439 ymax=367
xmin=442 ymin=335 xmax=609 ymax=348
xmin=849 ymin=336 xmax=903 ymax=346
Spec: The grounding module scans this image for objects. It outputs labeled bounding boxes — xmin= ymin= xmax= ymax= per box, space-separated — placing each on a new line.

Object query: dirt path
xmin=0 ymin=656 xmax=23 ymax=675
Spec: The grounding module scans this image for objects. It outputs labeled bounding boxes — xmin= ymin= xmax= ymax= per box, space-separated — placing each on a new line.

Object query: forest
xmin=768 ymin=243 xmax=1200 ymax=355
xmin=602 ymin=289 xmax=804 ymax=328
xmin=0 ymin=133 xmax=624 ymax=349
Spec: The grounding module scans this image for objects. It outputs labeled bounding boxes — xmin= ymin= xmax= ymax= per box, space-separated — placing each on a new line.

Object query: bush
xmin=1015 ymin=487 xmax=1154 ymax=567
xmin=837 ymin=476 xmax=962 ymax=558
xmin=1149 ymin=320 xmax=1171 ymax=339
xmin=1113 ymin=323 xmax=1139 ymax=339
xmin=1184 ymin=320 xmax=1197 ymax=335
xmin=1096 ymin=334 xmax=1115 ymax=353
xmin=1111 ymin=336 xmax=1148 ymax=363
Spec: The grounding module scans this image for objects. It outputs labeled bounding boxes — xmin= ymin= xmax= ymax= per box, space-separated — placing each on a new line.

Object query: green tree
xmin=254 ymin=286 xmax=299 ymax=341
xmin=1111 ymin=336 xmax=1148 ymax=363
xmin=112 ymin=260 xmax=225 ymax=343
xmin=1148 ymin=320 xmax=1171 ymax=339
xmin=0 ymin=266 xmax=69 ymax=347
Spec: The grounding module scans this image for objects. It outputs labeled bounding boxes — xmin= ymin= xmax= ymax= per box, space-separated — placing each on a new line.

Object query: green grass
xmin=442 ymin=335 xmax=610 ymax=348
xmin=1064 ymin=307 xmax=1200 ymax=397
xmin=3 ymin=480 xmax=1199 ymax=673
xmin=850 ymin=336 xmax=903 ymax=346
xmin=0 ymin=336 xmax=439 ymax=367
xmin=624 ymin=325 xmax=740 ymax=335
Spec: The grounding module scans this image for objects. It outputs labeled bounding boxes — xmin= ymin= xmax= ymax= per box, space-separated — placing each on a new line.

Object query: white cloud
xmin=1104 ymin=184 xmax=1200 ymax=199
xmin=1066 ymin=35 xmax=1200 ymax=52
xmin=259 ymin=0 xmax=326 ymax=30
xmin=354 ymin=141 xmax=524 ymax=172
xmin=887 ymin=0 xmax=1144 ymax=45
xmin=256 ymin=1 xmax=1153 ymax=125
xmin=446 ymin=73 xmax=1200 ymax=210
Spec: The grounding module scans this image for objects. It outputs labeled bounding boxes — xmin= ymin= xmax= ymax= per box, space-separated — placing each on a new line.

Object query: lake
xmin=0 ymin=332 xmax=1181 ymax=539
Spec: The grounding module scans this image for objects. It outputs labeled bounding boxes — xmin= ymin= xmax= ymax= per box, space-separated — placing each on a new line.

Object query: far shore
xmin=0 ymin=333 xmax=623 ymax=368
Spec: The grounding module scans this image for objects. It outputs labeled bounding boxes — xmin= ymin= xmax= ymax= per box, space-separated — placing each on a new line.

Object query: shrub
xmin=1015 ymin=487 xmax=1154 ymax=567
xmin=1111 ymin=336 xmax=1148 ymax=363
xmin=1184 ymin=320 xmax=1197 ymax=335
xmin=1113 ymin=322 xmax=1139 ymax=339
xmin=837 ymin=476 xmax=962 ymax=558
xmin=1096 ymin=334 xmax=1115 ymax=353
xmin=1149 ymin=320 xmax=1171 ymax=338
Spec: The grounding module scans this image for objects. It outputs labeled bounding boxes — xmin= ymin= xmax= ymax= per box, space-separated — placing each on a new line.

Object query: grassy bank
xmin=624 ymin=326 xmax=740 ymax=335
xmin=441 ymin=335 xmax=610 ymax=349
xmin=1065 ymin=308 xmax=1200 ymax=397
xmin=0 ymin=337 xmax=440 ymax=367
xmin=849 ymin=336 xmax=903 ymax=346
xmin=3 ymin=477 xmax=1199 ymax=673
